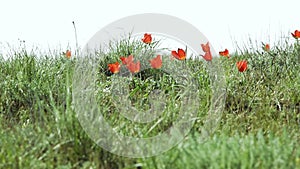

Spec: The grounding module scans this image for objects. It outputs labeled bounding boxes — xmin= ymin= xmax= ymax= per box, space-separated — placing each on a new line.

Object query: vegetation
xmin=0 ymin=32 xmax=300 ymax=168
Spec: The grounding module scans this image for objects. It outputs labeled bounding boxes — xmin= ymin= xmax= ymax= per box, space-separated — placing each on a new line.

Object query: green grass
xmin=0 ymin=36 xmax=300 ymax=168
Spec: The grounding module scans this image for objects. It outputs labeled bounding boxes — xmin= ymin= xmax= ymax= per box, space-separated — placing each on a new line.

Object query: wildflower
xmin=200 ymin=42 xmax=212 ymax=61
xmin=236 ymin=60 xmax=247 ymax=72
xmin=219 ymin=49 xmax=230 ymax=58
xmin=149 ymin=55 xmax=162 ymax=69
xmin=108 ymin=62 xmax=120 ymax=74
xmin=201 ymin=42 xmax=210 ymax=53
xmin=127 ymin=61 xmax=140 ymax=73
xmin=264 ymin=44 xmax=270 ymax=51
xmin=120 ymin=55 xmax=134 ymax=65
xmin=201 ymin=51 xmax=212 ymax=61
xmin=171 ymin=48 xmax=186 ymax=60
xmin=142 ymin=33 xmax=152 ymax=44
xmin=65 ymin=50 xmax=71 ymax=59
xmin=291 ymin=30 xmax=300 ymax=39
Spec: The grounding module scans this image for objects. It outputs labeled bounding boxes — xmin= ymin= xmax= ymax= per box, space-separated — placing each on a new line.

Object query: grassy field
xmin=0 ymin=34 xmax=300 ymax=168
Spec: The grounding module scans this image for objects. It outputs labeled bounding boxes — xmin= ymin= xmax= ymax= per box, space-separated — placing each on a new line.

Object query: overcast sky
xmin=0 ymin=0 xmax=299 ymax=56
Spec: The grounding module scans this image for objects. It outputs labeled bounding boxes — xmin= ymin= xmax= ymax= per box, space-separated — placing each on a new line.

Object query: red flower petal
xmin=171 ymin=51 xmax=179 ymax=59
xmin=171 ymin=48 xmax=186 ymax=60
xmin=108 ymin=62 xmax=120 ymax=74
xmin=65 ymin=50 xmax=71 ymax=59
xmin=264 ymin=44 xmax=270 ymax=51
xmin=142 ymin=33 xmax=152 ymax=44
xmin=219 ymin=49 xmax=229 ymax=58
xmin=120 ymin=55 xmax=134 ymax=65
xmin=127 ymin=61 xmax=140 ymax=73
xmin=201 ymin=42 xmax=210 ymax=53
xmin=201 ymin=51 xmax=212 ymax=61
xmin=149 ymin=55 xmax=162 ymax=69
xmin=200 ymin=42 xmax=213 ymax=61
xmin=291 ymin=30 xmax=300 ymax=39
xmin=178 ymin=49 xmax=186 ymax=58
xmin=236 ymin=60 xmax=247 ymax=72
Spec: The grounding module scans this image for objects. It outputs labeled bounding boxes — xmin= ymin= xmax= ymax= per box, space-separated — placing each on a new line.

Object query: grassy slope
xmin=0 ymin=39 xmax=300 ymax=169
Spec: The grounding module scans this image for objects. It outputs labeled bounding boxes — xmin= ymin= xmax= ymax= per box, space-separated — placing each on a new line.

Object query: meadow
xmin=0 ymin=31 xmax=300 ymax=169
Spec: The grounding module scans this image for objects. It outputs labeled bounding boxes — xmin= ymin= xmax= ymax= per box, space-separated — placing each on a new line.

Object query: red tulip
xmin=200 ymin=42 xmax=212 ymax=61
xmin=201 ymin=51 xmax=212 ymax=61
xmin=236 ymin=60 xmax=247 ymax=72
xmin=127 ymin=61 xmax=140 ymax=73
xmin=201 ymin=42 xmax=210 ymax=53
xmin=65 ymin=50 xmax=71 ymax=59
xmin=264 ymin=44 xmax=270 ymax=51
xmin=291 ymin=30 xmax=300 ymax=39
xmin=142 ymin=33 xmax=152 ymax=44
xmin=120 ymin=55 xmax=134 ymax=65
xmin=149 ymin=55 xmax=162 ymax=69
xmin=171 ymin=48 xmax=186 ymax=60
xmin=108 ymin=62 xmax=121 ymax=74
xmin=219 ymin=49 xmax=230 ymax=58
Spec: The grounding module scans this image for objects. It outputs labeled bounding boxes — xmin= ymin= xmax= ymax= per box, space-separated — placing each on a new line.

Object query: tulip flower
xmin=65 ymin=50 xmax=71 ymax=59
xmin=291 ymin=30 xmax=300 ymax=39
xmin=127 ymin=61 xmax=140 ymax=73
xmin=171 ymin=48 xmax=186 ymax=60
xmin=142 ymin=33 xmax=152 ymax=44
xmin=219 ymin=49 xmax=230 ymax=58
xmin=149 ymin=55 xmax=162 ymax=69
xmin=120 ymin=55 xmax=134 ymax=65
xmin=200 ymin=42 xmax=212 ymax=61
xmin=108 ymin=62 xmax=121 ymax=74
xmin=264 ymin=44 xmax=270 ymax=51
xmin=236 ymin=60 xmax=247 ymax=72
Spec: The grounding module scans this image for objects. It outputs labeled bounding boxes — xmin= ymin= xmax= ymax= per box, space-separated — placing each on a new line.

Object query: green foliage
xmin=0 ymin=37 xmax=299 ymax=168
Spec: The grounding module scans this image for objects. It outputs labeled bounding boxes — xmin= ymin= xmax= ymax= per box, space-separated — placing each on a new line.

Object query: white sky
xmin=0 ymin=0 xmax=299 ymax=56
